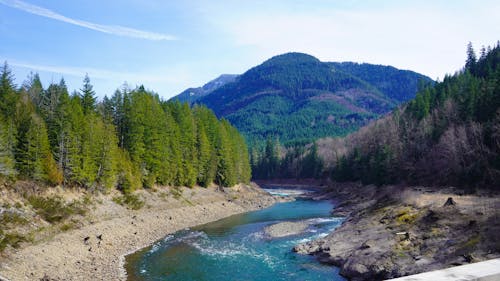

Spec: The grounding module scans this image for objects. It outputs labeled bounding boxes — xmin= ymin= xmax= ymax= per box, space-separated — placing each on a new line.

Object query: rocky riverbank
xmin=294 ymin=183 xmax=500 ymax=280
xmin=0 ymin=183 xmax=275 ymax=281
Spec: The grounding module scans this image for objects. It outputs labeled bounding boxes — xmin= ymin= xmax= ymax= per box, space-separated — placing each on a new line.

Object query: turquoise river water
xmin=125 ymin=196 xmax=345 ymax=281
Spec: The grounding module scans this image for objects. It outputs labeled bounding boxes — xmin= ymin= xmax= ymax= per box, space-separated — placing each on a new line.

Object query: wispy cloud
xmin=9 ymin=60 xmax=173 ymax=83
xmin=8 ymin=59 xmax=194 ymax=98
xmin=0 ymin=0 xmax=177 ymax=41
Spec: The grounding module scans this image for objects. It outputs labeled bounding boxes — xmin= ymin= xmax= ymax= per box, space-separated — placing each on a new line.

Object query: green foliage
xmin=27 ymin=195 xmax=87 ymax=223
xmin=0 ymin=211 xmax=29 ymax=226
xmin=80 ymin=74 xmax=96 ymax=115
xmin=299 ymin=143 xmax=323 ymax=178
xmin=170 ymin=186 xmax=183 ymax=199
xmin=252 ymin=139 xmax=324 ymax=180
xmin=0 ymin=116 xmax=16 ymax=178
xmin=60 ymin=221 xmax=77 ymax=232
xmin=112 ymin=193 xmax=144 ymax=210
xmin=184 ymin=53 xmax=430 ymax=148
xmin=0 ymin=61 xmax=252 ymax=191
xmin=116 ymin=150 xmax=141 ymax=194
xmin=329 ymin=62 xmax=432 ymax=103
xmin=0 ymin=63 xmax=18 ymax=179
xmin=172 ymin=53 xmax=429 ymax=181
xmin=0 ymin=229 xmax=26 ymax=251
xmin=331 ymin=42 xmax=500 ymax=189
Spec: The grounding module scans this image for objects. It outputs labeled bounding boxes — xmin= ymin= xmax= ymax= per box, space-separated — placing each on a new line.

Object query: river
xmin=125 ymin=190 xmax=345 ymax=281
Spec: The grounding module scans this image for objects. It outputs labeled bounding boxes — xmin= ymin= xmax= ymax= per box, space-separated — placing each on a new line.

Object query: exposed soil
xmin=0 ymin=183 xmax=275 ymax=281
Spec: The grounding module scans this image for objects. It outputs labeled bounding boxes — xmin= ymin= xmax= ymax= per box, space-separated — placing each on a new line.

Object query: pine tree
xmin=172 ymin=102 xmax=197 ymax=187
xmin=64 ymin=95 xmax=86 ymax=185
xmin=465 ymin=42 xmax=477 ymax=73
xmin=0 ymin=63 xmax=18 ymax=178
xmin=215 ymin=120 xmax=236 ymax=187
xmin=116 ymin=149 xmax=140 ymax=193
xmin=23 ymin=72 xmax=44 ymax=108
xmin=80 ymin=74 xmax=96 ymax=115
xmin=195 ymin=124 xmax=211 ymax=186
xmin=0 ymin=117 xmax=16 ymax=178
xmin=16 ymin=112 xmax=59 ymax=184
xmin=0 ymin=62 xmax=18 ymax=118
xmin=193 ymin=106 xmax=218 ymax=186
xmin=93 ymin=118 xmax=119 ymax=189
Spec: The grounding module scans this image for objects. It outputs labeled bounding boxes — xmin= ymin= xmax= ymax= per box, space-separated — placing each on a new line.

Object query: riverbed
xmin=125 ymin=197 xmax=345 ymax=281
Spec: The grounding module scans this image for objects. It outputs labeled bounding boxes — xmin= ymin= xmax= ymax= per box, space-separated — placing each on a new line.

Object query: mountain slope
xmin=329 ymin=62 xmax=432 ymax=102
xmin=173 ymin=52 xmax=432 ymax=146
xmin=172 ymin=74 xmax=238 ymax=104
xmin=330 ymin=43 xmax=500 ymax=188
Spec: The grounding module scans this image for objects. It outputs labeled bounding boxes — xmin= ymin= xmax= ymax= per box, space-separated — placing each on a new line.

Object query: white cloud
xmin=207 ymin=2 xmax=500 ymax=80
xmin=0 ymin=0 xmax=177 ymax=41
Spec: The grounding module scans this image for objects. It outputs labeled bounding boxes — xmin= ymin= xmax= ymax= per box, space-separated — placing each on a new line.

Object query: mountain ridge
xmin=172 ymin=52 xmax=432 ymax=146
xmin=172 ymin=74 xmax=238 ymax=104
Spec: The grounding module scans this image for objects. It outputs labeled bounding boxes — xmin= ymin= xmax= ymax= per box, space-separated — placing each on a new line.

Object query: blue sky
xmin=1 ymin=0 xmax=499 ymax=100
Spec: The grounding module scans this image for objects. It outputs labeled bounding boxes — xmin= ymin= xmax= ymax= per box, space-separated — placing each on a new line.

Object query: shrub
xmin=170 ymin=186 xmax=183 ymax=199
xmin=60 ymin=221 xmax=76 ymax=232
xmin=112 ymin=193 xmax=144 ymax=210
xmin=0 ymin=229 xmax=26 ymax=251
xmin=27 ymin=195 xmax=86 ymax=223
xmin=0 ymin=212 xmax=29 ymax=226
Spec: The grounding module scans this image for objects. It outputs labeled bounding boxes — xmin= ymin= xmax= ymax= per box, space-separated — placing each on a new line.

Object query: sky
xmin=1 ymin=0 xmax=499 ymax=100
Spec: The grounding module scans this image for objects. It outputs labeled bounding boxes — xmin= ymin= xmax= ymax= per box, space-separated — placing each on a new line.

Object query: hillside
xmin=172 ymin=74 xmax=238 ymax=104
xmin=323 ymin=43 xmax=500 ymax=189
xmin=173 ymin=53 xmax=432 ymax=146
xmin=328 ymin=62 xmax=431 ymax=102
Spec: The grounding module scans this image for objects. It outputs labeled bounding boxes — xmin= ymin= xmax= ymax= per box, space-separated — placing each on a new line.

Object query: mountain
xmin=328 ymin=62 xmax=430 ymax=102
xmin=173 ymin=74 xmax=238 ymax=104
xmin=330 ymin=43 xmax=500 ymax=188
xmin=172 ymin=52 xmax=432 ymax=146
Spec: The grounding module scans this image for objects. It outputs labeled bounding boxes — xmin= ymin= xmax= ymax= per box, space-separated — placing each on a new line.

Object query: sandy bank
xmin=0 ymin=184 xmax=275 ymax=281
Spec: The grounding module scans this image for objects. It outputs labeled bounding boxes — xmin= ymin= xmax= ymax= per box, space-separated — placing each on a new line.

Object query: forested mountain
xmin=328 ymin=62 xmax=430 ymax=102
xmin=315 ymin=43 xmax=499 ymax=189
xmin=173 ymin=52 xmax=432 ymax=147
xmin=173 ymin=74 xmax=238 ymax=104
xmin=0 ymin=65 xmax=251 ymax=191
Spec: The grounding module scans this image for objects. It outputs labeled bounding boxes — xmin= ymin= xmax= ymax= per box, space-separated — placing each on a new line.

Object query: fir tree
xmin=80 ymin=74 xmax=96 ymax=115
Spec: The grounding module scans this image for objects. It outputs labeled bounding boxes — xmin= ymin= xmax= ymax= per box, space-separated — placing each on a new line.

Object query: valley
xmin=0 ymin=4 xmax=498 ymax=278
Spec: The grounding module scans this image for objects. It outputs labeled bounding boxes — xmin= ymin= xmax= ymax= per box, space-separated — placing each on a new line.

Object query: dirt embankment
xmin=294 ymin=183 xmax=500 ymax=281
xmin=0 ymin=183 xmax=275 ymax=281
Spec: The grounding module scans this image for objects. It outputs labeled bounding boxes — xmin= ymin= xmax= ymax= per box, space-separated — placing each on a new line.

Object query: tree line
xmin=331 ymin=42 xmax=500 ymax=190
xmin=251 ymin=137 xmax=324 ymax=180
xmin=0 ymin=65 xmax=251 ymax=193
xmin=251 ymin=42 xmax=500 ymax=190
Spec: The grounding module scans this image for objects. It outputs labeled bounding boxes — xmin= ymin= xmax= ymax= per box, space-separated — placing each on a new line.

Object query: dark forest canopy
xmin=0 ymin=68 xmax=251 ymax=192
xmin=175 ymin=52 xmax=432 ymax=148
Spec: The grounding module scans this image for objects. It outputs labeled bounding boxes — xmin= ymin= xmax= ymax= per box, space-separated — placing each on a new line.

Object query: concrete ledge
xmin=386 ymin=258 xmax=500 ymax=281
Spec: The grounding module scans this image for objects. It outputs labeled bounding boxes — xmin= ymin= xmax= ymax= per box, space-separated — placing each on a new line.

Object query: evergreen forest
xmin=332 ymin=43 xmax=500 ymax=189
xmin=261 ymin=43 xmax=500 ymax=189
xmin=0 ymin=66 xmax=251 ymax=192
xmin=174 ymin=53 xmax=431 ymax=148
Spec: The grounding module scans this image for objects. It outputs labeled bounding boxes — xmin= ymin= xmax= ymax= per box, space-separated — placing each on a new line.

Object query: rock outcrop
xmin=293 ymin=184 xmax=500 ymax=280
xmin=264 ymin=221 xmax=309 ymax=238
